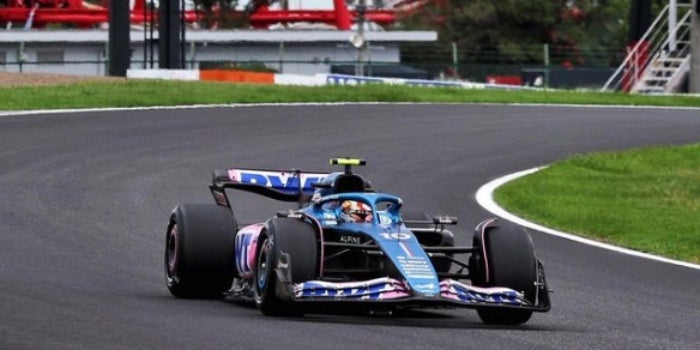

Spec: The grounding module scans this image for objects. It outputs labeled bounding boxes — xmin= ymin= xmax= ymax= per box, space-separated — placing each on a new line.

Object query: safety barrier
xmin=199 ymin=70 xmax=275 ymax=84
xmin=126 ymin=69 xmax=533 ymax=90
xmin=325 ymin=74 xmax=535 ymax=90
xmin=127 ymin=69 xmax=325 ymax=86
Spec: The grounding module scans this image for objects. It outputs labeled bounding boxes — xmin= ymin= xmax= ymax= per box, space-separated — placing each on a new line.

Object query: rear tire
xmin=254 ymin=217 xmax=318 ymax=316
xmin=472 ymin=219 xmax=536 ymax=325
xmin=165 ymin=204 xmax=237 ymax=299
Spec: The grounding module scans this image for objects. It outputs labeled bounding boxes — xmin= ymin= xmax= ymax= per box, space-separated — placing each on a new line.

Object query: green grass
xmin=2 ymin=79 xmax=700 ymax=111
xmin=4 ymin=79 xmax=699 ymax=264
xmin=494 ymin=143 xmax=700 ymax=264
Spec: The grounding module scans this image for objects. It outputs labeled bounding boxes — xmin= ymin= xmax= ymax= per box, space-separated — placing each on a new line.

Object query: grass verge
xmin=494 ymin=143 xmax=700 ymax=264
xmin=2 ymin=79 xmax=700 ymax=111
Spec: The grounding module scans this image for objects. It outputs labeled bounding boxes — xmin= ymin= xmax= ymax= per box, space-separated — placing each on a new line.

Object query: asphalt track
xmin=1 ymin=104 xmax=699 ymax=350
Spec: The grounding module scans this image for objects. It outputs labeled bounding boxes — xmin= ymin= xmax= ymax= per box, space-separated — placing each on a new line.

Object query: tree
xmin=549 ymin=0 xmax=630 ymax=66
xmin=400 ymin=0 xmax=630 ymax=67
xmin=192 ymin=0 xmax=249 ymax=28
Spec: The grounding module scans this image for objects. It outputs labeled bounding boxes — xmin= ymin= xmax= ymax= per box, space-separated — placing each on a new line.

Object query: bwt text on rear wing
xmin=209 ymin=168 xmax=329 ymax=206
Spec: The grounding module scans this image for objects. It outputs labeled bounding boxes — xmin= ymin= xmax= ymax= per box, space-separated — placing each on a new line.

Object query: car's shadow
xmin=296 ymin=310 xmax=553 ymax=331
xmin=223 ymin=298 xmax=555 ymax=331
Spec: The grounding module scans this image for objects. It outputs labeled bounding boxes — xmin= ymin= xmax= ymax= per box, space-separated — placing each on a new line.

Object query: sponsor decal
xmin=228 ymin=169 xmax=326 ymax=191
xmin=379 ymin=232 xmax=411 ymax=241
xmin=378 ymin=213 xmax=392 ymax=226
xmin=440 ymin=279 xmax=525 ymax=305
xmin=339 ymin=235 xmax=360 ymax=244
xmin=211 ymin=189 xmax=229 ymax=207
xmin=415 ymin=283 xmax=436 ymax=291
xmin=235 ymin=224 xmax=263 ymax=278
xmin=322 ymin=211 xmax=337 ymax=225
xmin=293 ymin=277 xmax=410 ymax=300
xmin=396 ymin=255 xmax=434 ymax=279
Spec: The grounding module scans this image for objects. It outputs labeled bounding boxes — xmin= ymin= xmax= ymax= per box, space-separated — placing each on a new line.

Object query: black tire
xmin=165 ymin=204 xmax=237 ymax=299
xmin=254 ymin=217 xmax=318 ymax=316
xmin=472 ymin=219 xmax=536 ymax=325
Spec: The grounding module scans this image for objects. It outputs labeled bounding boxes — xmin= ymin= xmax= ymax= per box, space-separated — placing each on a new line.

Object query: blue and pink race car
xmin=164 ymin=158 xmax=550 ymax=325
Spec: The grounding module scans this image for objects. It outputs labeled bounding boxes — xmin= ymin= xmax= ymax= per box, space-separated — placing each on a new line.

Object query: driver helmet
xmin=340 ymin=200 xmax=373 ymax=223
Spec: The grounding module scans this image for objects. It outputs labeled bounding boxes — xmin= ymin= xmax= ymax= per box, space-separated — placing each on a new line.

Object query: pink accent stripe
xmin=481 ymin=218 xmax=497 ymax=284
xmin=302 ymin=212 xmax=324 ymax=278
xmin=227 ymin=169 xmax=239 ymax=182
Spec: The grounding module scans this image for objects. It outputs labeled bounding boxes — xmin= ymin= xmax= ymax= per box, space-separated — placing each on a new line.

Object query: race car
xmin=164 ymin=158 xmax=550 ymax=325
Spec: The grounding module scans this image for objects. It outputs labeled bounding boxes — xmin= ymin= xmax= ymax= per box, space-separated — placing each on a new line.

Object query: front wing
xmin=286 ymin=277 xmax=550 ymax=311
xmin=270 ymin=247 xmax=551 ymax=311
xmin=291 ymin=277 xmax=539 ymax=309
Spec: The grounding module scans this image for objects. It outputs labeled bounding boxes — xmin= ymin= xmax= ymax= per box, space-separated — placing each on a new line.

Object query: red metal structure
xmin=248 ymin=0 xmax=395 ymax=30
xmin=0 ymin=0 xmax=418 ymax=30
xmin=0 ymin=1 xmax=190 ymax=28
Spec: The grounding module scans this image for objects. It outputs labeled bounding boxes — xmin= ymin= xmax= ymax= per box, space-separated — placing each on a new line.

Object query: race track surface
xmin=1 ymin=104 xmax=699 ymax=350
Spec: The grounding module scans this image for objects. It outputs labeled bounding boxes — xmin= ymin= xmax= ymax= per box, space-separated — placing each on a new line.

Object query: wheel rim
xmin=166 ymin=225 xmax=178 ymax=281
xmin=256 ymin=238 xmax=271 ymax=291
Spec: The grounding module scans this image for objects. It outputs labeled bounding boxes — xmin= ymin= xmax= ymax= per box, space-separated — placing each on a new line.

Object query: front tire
xmin=254 ymin=217 xmax=319 ymax=316
xmin=165 ymin=204 xmax=237 ymax=299
xmin=472 ymin=219 xmax=537 ymax=325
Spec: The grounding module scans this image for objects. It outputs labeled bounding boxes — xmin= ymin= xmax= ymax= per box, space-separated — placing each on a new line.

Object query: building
xmin=0 ymin=29 xmax=437 ymax=77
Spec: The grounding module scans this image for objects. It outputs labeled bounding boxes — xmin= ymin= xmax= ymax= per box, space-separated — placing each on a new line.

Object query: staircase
xmin=601 ymin=2 xmax=693 ymax=94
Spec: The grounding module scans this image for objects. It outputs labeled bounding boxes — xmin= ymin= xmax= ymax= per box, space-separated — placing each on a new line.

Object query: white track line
xmin=475 ymin=167 xmax=700 ymax=271
xmin=2 ymin=101 xmax=700 ymax=118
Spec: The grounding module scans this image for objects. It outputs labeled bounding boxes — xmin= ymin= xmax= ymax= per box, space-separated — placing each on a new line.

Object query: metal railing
xmin=601 ymin=2 xmax=693 ymax=92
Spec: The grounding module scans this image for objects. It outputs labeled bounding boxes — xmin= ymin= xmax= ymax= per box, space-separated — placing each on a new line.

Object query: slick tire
xmin=165 ymin=204 xmax=237 ymax=299
xmin=254 ymin=217 xmax=318 ymax=317
xmin=472 ymin=219 xmax=536 ymax=325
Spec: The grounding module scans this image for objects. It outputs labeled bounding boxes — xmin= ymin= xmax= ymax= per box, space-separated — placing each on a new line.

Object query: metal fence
xmin=399 ymin=42 xmax=627 ymax=83
xmin=0 ymin=41 xmax=624 ymax=89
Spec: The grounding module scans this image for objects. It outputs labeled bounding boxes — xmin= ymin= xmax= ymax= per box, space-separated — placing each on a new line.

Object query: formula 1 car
xmin=164 ymin=158 xmax=550 ymax=325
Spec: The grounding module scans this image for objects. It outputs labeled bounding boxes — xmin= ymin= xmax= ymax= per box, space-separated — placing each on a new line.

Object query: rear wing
xmin=209 ymin=168 xmax=329 ymax=206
